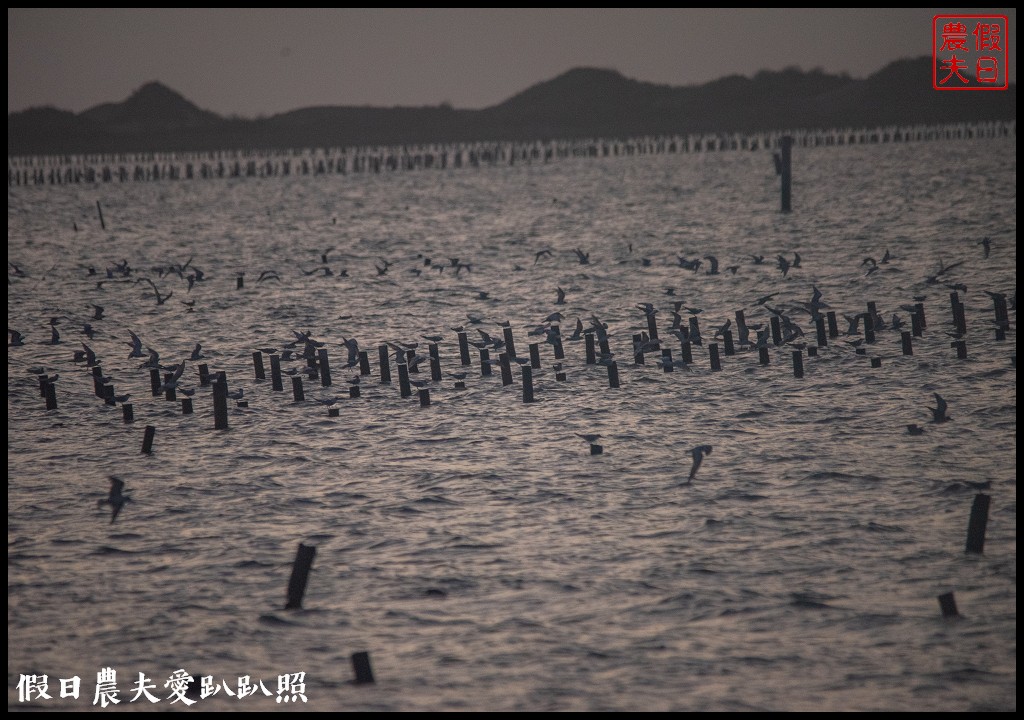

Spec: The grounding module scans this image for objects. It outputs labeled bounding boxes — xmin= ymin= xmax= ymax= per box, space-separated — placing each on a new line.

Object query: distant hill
xmin=7 ymin=57 xmax=1015 ymax=155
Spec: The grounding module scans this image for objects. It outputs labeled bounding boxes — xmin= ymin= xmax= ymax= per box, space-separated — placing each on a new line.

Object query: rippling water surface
xmin=8 ymin=139 xmax=1016 ymax=711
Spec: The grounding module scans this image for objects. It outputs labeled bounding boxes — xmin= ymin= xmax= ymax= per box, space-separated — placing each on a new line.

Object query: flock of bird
xmin=8 ymin=232 xmax=1012 ymax=524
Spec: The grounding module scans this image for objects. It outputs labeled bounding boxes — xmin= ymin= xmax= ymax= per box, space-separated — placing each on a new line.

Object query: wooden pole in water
xmin=378 ymin=345 xmax=391 ymax=383
xmin=723 ymin=329 xmax=735 ymax=356
xmin=96 ymin=201 xmax=106 ymax=230
xmin=607 ymin=361 xmax=620 ymax=388
xmin=253 ymin=352 xmax=265 ymax=380
xmin=181 ymin=398 xmax=193 ymax=415
xmin=163 ymin=373 xmax=176 ymax=401
xmin=646 ymin=312 xmax=659 ymax=345
xmin=792 ymin=350 xmax=804 ymax=378
xmin=815 ymin=317 xmax=827 ymax=347
xmin=284 ymin=543 xmax=316 ymax=610
xmin=269 ymin=354 xmax=283 ymax=391
xmin=709 ymin=343 xmax=722 ymax=371
xmin=661 ymin=348 xmax=674 ymax=372
xmin=198 ymin=363 xmax=210 ymax=386
xmin=529 ymin=343 xmax=541 ymax=369
xmin=952 ymin=340 xmax=967 ymax=359
xmin=318 ymin=349 xmax=332 ymax=386
xmin=585 ymin=333 xmax=596 ymax=364
xmin=430 ymin=356 xmax=441 ymax=382
xmin=965 ymin=494 xmax=990 ymax=554
xmin=826 ymin=311 xmax=839 ymax=338
xmin=938 ymin=592 xmax=960 ymax=618
xmin=479 ymin=348 xmax=491 ymax=376
xmin=759 ymin=347 xmax=770 ymax=365
xmin=770 ymin=316 xmax=782 ymax=345
xmin=397 ymin=363 xmax=412 ymax=398
xmin=212 ymin=378 xmax=229 ymax=430
xmin=734 ymin=310 xmax=747 ymax=338
xmin=901 ymin=331 xmax=913 ymax=355
xmin=351 ymin=651 xmax=375 ymax=684
xmin=522 ymin=365 xmax=535 ymax=403
xmin=553 ymin=334 xmax=565 ymax=360
xmin=863 ymin=314 xmax=875 ymax=344
xmin=122 ymin=403 xmax=134 ymax=423
xmin=150 ymin=368 xmax=162 ymax=396
xmin=499 ymin=353 xmax=513 ymax=386
xmin=679 ymin=340 xmax=693 ymax=364
xmin=44 ymin=382 xmax=58 ymax=410
xmin=780 ymin=135 xmax=792 ymax=213
xmin=141 ymin=425 xmax=155 ymax=454
xmin=292 ymin=376 xmax=305 ymax=401
xmin=419 ymin=388 xmax=431 ymax=407
xmin=503 ymin=326 xmax=517 ymax=360
xmin=358 ymin=350 xmax=371 ymax=375
xmin=632 ymin=333 xmax=645 ymax=365
xmin=458 ymin=332 xmax=471 ymax=365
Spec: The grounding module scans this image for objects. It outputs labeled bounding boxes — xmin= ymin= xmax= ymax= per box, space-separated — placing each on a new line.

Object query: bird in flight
xmin=930 ymin=394 xmax=951 ymax=423
xmin=98 ymin=476 xmax=131 ymax=523
xmin=686 ymin=445 xmax=713 ymax=483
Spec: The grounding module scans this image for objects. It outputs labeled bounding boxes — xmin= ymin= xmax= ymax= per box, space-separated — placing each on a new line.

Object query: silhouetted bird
xmin=930 ymin=393 xmax=951 ymax=423
xmin=686 ymin=445 xmax=713 ymax=482
xmin=98 ymin=476 xmax=131 ymax=524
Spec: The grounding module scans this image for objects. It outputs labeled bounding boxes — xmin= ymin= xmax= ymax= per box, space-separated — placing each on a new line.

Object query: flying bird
xmin=930 ymin=393 xmax=951 ymax=423
xmin=686 ymin=445 xmax=713 ymax=483
xmin=98 ymin=476 xmax=131 ymax=524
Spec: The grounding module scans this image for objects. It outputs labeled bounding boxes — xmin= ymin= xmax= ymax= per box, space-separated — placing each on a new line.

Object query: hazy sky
xmin=8 ymin=8 xmax=1017 ymax=117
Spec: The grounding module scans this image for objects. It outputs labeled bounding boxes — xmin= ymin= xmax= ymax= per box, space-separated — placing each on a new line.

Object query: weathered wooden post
xmin=351 ymin=651 xmax=374 ymax=684
xmin=503 ymin=326 xmax=517 ymax=360
xmin=499 ymin=353 xmax=513 ymax=386
xmin=522 ymin=366 xmax=535 ymax=403
xmin=284 ymin=543 xmax=316 ymax=609
xmin=378 ymin=345 xmax=391 ymax=383
xmin=318 ymin=348 xmax=332 ymax=386
xmin=397 ymin=363 xmax=412 ymax=398
xmin=709 ymin=343 xmax=722 ymax=371
xmin=213 ymin=378 xmax=229 ymax=430
xmin=965 ymin=494 xmax=990 ymax=554
xmin=938 ymin=592 xmax=960 ymax=618
xmin=901 ymin=331 xmax=913 ymax=355
xmin=253 ymin=351 xmax=265 ymax=380
xmin=269 ymin=354 xmax=283 ymax=391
